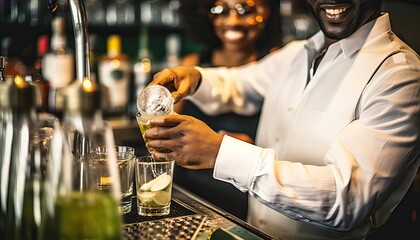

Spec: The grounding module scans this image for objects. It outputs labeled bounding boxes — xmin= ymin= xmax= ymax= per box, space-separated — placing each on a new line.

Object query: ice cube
xmin=137 ymin=85 xmax=174 ymax=120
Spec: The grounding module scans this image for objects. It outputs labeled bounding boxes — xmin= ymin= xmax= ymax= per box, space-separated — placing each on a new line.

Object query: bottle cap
xmin=37 ymin=35 xmax=49 ymax=56
xmin=56 ymin=77 xmax=107 ymax=115
xmin=0 ymin=75 xmax=40 ymax=110
xmin=107 ymin=35 xmax=121 ymax=57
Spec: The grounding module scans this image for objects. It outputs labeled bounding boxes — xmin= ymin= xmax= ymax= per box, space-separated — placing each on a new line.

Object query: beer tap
xmin=47 ymin=0 xmax=91 ymax=83
xmin=45 ymin=0 xmax=94 ymax=157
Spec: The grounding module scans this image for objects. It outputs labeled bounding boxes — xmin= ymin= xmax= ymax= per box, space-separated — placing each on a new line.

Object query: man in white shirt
xmin=144 ymin=0 xmax=420 ymax=239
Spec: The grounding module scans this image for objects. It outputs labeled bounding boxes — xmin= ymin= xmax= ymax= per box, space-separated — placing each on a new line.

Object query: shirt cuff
xmin=191 ymin=66 xmax=212 ymax=100
xmin=213 ymin=135 xmax=262 ymax=191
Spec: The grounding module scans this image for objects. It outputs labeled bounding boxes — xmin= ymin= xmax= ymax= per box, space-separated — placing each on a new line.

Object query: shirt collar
xmin=305 ymin=13 xmax=392 ymax=58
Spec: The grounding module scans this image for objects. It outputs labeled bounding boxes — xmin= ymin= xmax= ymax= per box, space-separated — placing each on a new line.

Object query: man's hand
xmin=144 ymin=114 xmax=223 ymax=169
xmin=150 ymin=66 xmax=202 ymax=104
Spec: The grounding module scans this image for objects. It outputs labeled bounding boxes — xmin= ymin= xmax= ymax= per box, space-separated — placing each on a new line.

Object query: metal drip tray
xmin=122 ymin=198 xmax=205 ymax=239
xmin=123 ymin=214 xmax=206 ymax=240
xmin=123 ymin=198 xmax=197 ymax=224
xmin=121 ymin=185 xmax=275 ymax=240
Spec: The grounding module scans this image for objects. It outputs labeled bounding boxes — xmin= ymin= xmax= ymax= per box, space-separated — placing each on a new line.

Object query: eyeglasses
xmin=209 ymin=1 xmax=259 ymax=19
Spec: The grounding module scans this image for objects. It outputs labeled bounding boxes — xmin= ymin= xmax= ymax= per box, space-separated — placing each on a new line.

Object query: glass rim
xmin=88 ymin=146 xmax=136 ymax=160
xmin=136 ymin=156 xmax=174 ymax=164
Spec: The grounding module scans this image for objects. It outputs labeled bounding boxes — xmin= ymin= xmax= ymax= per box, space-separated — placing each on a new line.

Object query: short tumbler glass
xmin=89 ymin=146 xmax=135 ymax=214
xmin=135 ymin=156 xmax=175 ymax=216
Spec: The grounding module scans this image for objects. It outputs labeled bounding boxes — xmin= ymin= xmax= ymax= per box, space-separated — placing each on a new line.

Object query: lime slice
xmin=139 ymin=173 xmax=171 ymax=192
xmin=153 ymin=191 xmax=171 ymax=206
xmin=150 ymin=174 xmax=172 ymax=192
xmin=139 ymin=181 xmax=154 ymax=191
xmin=137 ymin=191 xmax=155 ymax=205
xmin=139 ymin=173 xmax=167 ymax=191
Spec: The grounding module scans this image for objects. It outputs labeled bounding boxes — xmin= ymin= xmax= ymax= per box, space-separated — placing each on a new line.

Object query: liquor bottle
xmin=85 ymin=0 xmax=106 ymax=25
xmin=42 ymin=15 xmax=75 ymax=114
xmin=161 ymin=0 xmax=180 ymax=27
xmin=165 ymin=34 xmax=181 ymax=68
xmin=106 ymin=0 xmax=135 ymax=26
xmin=98 ymin=34 xmax=131 ymax=119
xmin=140 ymin=0 xmax=162 ymax=26
xmin=30 ymin=35 xmax=50 ymax=113
xmin=132 ymin=25 xmax=153 ymax=116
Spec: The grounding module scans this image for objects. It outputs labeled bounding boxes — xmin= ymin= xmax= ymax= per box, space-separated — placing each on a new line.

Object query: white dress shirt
xmin=190 ymin=13 xmax=420 ymax=239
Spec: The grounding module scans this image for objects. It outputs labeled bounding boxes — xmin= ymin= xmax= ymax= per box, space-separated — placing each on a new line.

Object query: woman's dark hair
xmin=180 ymin=0 xmax=282 ymax=51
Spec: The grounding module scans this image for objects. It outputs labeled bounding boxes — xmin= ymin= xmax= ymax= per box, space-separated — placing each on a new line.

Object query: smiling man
xmin=146 ymin=0 xmax=420 ymax=239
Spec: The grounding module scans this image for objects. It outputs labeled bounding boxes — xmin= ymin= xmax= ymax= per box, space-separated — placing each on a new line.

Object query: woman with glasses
xmin=177 ymin=0 xmax=282 ymax=144
xmin=173 ymin=0 xmax=282 ymax=221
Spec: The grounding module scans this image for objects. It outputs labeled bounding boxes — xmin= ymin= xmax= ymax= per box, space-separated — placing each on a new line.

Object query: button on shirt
xmin=189 ymin=13 xmax=420 ymax=239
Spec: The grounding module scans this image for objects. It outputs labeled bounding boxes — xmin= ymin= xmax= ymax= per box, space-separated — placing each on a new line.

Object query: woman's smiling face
xmin=305 ymin=0 xmax=382 ymax=41
xmin=210 ymin=0 xmax=270 ymax=51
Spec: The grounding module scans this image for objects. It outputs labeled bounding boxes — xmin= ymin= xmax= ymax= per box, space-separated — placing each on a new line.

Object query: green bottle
xmin=50 ymin=79 xmax=123 ymax=239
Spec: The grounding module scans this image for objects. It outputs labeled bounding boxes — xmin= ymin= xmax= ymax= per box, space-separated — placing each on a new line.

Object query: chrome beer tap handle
xmin=68 ymin=0 xmax=91 ymax=83
xmin=46 ymin=0 xmax=91 ymax=83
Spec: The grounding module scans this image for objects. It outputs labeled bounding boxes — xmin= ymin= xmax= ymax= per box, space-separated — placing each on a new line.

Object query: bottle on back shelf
xmin=165 ymin=34 xmax=181 ymax=68
xmin=30 ymin=35 xmax=50 ymax=112
xmin=98 ymin=34 xmax=131 ymax=119
xmin=132 ymin=25 xmax=153 ymax=116
xmin=1 ymin=37 xmax=27 ymax=77
xmin=42 ymin=15 xmax=75 ymax=114
xmin=106 ymin=0 xmax=135 ymax=26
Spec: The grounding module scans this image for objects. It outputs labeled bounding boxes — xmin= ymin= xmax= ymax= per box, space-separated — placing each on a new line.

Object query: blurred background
xmin=1 ymin=0 xmax=418 ymax=77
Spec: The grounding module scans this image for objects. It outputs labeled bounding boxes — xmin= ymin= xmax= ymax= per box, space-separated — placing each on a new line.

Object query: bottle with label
xmin=98 ymin=34 xmax=131 ymax=119
xmin=42 ymin=15 xmax=75 ymax=114
xmin=132 ymin=25 xmax=153 ymax=116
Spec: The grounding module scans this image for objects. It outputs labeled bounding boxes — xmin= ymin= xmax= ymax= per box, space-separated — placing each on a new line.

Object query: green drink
xmin=136 ymin=85 xmax=174 ymax=153
xmin=136 ymin=112 xmax=153 ymax=152
xmin=51 ymin=192 xmax=122 ymax=240
xmin=138 ymin=122 xmax=152 ymax=144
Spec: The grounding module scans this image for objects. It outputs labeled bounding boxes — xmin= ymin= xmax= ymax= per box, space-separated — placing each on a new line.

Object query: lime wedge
xmin=140 ymin=173 xmax=171 ymax=192
xmin=139 ymin=181 xmax=154 ymax=191
xmin=150 ymin=174 xmax=172 ymax=192
xmin=153 ymin=191 xmax=171 ymax=206
xmin=137 ymin=191 xmax=155 ymax=205
xmin=139 ymin=173 xmax=167 ymax=191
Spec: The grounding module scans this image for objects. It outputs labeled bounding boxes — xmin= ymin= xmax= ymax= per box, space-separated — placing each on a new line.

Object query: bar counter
xmin=122 ymin=184 xmax=275 ymax=240
xmin=109 ymin=119 xmax=275 ymax=239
